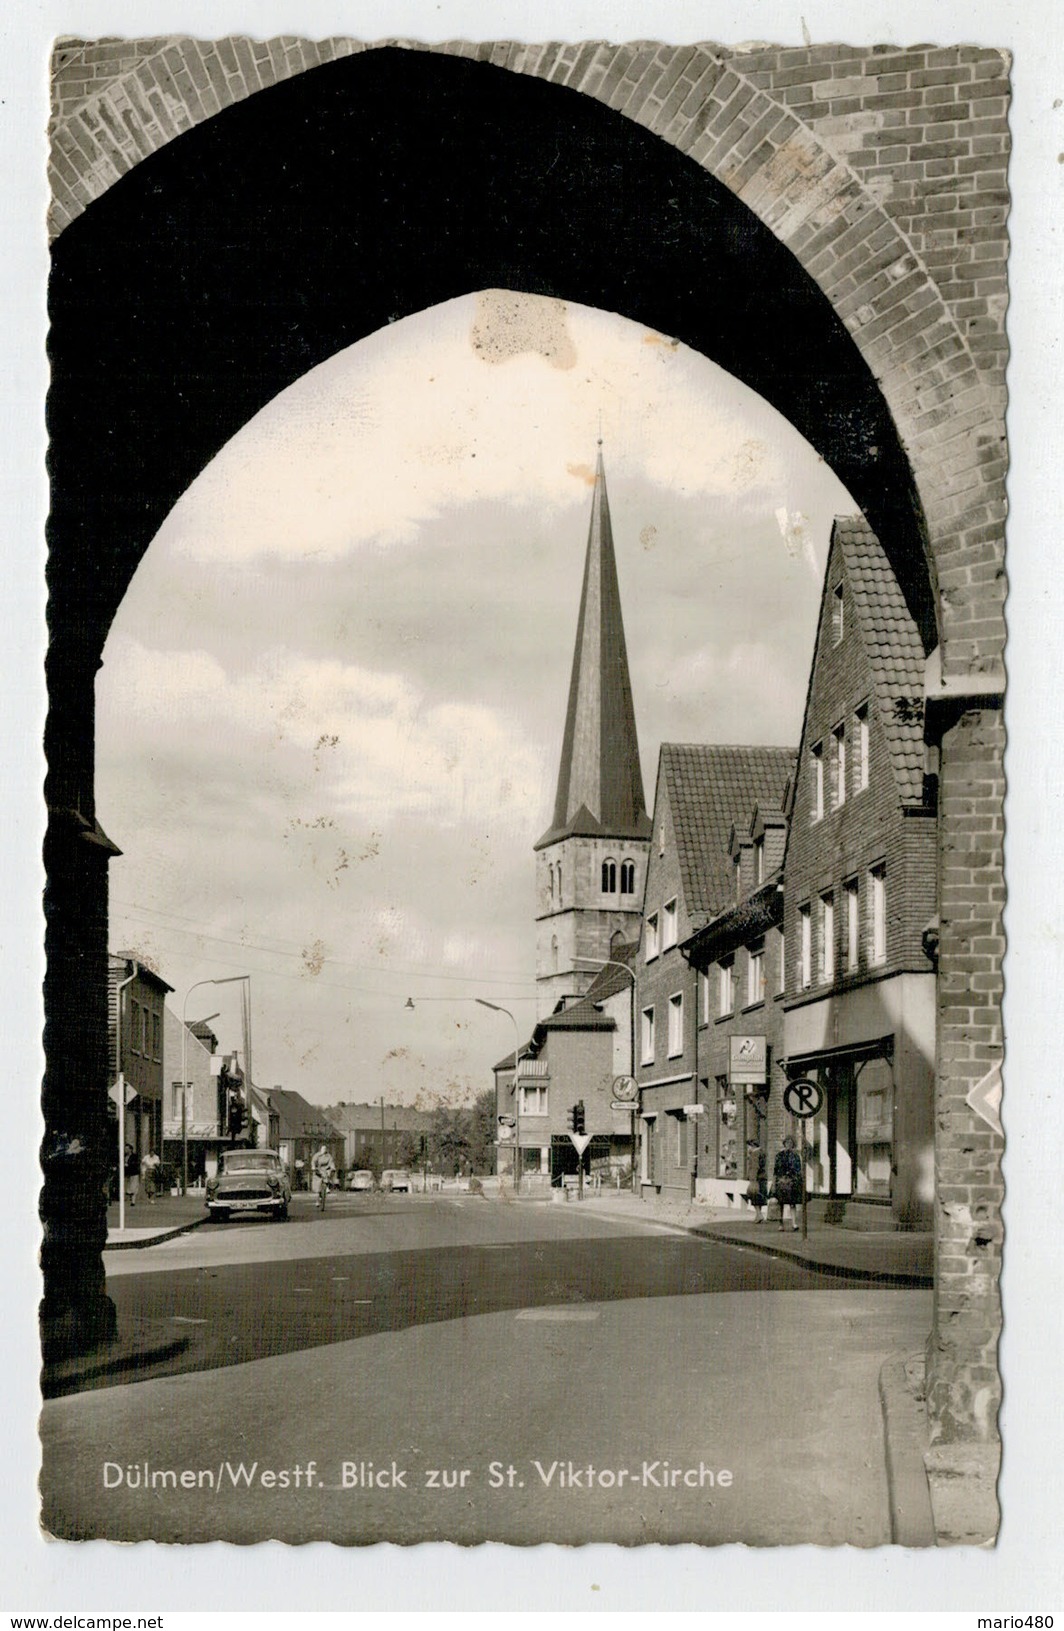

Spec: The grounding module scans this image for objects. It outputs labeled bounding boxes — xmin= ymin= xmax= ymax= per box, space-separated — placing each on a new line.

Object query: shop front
xmin=785 ymin=1040 xmax=894 ymax=1212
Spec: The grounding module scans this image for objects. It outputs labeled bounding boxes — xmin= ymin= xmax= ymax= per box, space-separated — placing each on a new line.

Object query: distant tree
xmin=394 ymin=1131 xmax=424 ymax=1171
xmin=467 ymin=1088 xmax=497 ymax=1174
xmin=430 ymin=1106 xmax=472 ymax=1175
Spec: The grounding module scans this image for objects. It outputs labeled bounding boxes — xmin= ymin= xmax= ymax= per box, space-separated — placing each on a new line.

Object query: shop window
xmin=640 ymin=1006 xmax=655 ymax=1066
xmin=718 ymin=958 xmax=735 ymax=1016
xmin=601 ymin=858 xmax=617 ymax=893
xmin=746 ymin=943 xmax=765 ymax=1006
xmin=620 ymin=859 xmax=636 ymax=894
xmin=717 ymin=1080 xmax=739 ymax=1179
xmin=855 ymin=1058 xmax=893 ymax=1197
xmin=663 ymin=898 xmax=678 ymax=951
xmin=667 ymin=992 xmax=684 ymax=1057
xmin=818 ymin=892 xmax=834 ymax=983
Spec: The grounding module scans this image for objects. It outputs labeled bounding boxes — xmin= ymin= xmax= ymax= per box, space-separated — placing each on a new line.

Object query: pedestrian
xmin=124 ymin=1141 xmax=140 ymax=1208
xmin=141 ymin=1149 xmax=160 ymax=1203
xmin=744 ymin=1138 xmax=767 ymax=1222
xmin=772 ymin=1135 xmax=803 ymax=1232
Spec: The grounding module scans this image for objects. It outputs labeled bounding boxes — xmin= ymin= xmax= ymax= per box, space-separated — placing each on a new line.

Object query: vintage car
xmin=346 ymin=1169 xmax=376 ymax=1192
xmin=206 ymin=1147 xmax=291 ymax=1221
xmin=380 ymin=1168 xmax=412 ymax=1193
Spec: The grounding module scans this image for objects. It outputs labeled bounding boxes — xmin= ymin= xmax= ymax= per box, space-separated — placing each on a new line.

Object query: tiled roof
xmin=660 ymin=744 xmax=796 ymax=927
xmin=836 ymin=516 xmax=927 ymax=806
xmin=538 ymin=999 xmax=616 ymax=1032
xmin=267 ymin=1086 xmax=341 ymax=1141
xmin=584 ymin=939 xmax=638 ymax=1003
xmin=323 ymin=1101 xmax=435 ymax=1133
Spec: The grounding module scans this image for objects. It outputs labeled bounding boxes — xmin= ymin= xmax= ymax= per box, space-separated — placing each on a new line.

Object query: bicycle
xmin=316 ymin=1173 xmax=328 ymax=1213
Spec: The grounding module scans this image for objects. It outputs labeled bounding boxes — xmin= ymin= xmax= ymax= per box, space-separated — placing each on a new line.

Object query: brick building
xmin=681 ymin=796 xmax=792 ymax=1208
xmin=782 ymin=517 xmax=938 ymax=1229
xmin=493 ymin=999 xmax=631 ymax=1187
xmin=323 ymin=1101 xmax=436 ymax=1176
xmin=107 ymin=954 xmax=173 ymax=1167
xmin=635 ymin=744 xmax=794 ymax=1202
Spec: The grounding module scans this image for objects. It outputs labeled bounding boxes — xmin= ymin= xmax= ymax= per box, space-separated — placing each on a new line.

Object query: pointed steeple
xmin=536 ymin=447 xmax=651 ymax=849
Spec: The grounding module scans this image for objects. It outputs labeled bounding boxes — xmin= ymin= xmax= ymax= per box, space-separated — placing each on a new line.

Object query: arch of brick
xmin=46 ymin=39 xmax=1007 ymax=1469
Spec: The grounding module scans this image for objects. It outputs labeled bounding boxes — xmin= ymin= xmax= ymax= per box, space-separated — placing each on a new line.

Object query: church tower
xmin=534 ymin=446 xmax=651 ymax=1016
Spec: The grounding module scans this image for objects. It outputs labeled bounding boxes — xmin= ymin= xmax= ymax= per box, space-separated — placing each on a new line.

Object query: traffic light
xmin=573 ymin=1100 xmax=585 ymax=1135
xmin=567 ymin=1103 xmax=578 ymax=1134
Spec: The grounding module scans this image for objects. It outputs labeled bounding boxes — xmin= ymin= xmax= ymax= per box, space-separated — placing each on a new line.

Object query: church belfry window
xmin=620 ymin=859 xmax=636 ymax=895
xmin=602 ymin=859 xmax=617 ymax=893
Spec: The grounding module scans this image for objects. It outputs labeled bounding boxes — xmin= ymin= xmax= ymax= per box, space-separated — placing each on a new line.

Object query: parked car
xmin=205 ymin=1148 xmax=291 ymax=1221
xmin=381 ymin=1169 xmax=411 ymax=1193
xmin=346 ymin=1169 xmax=376 ymax=1192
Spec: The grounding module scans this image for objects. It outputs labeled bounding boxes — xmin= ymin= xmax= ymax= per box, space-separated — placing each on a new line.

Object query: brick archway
xmin=52 ymin=36 xmax=1009 ymax=675
xmin=45 ymin=39 xmax=1006 ymax=1467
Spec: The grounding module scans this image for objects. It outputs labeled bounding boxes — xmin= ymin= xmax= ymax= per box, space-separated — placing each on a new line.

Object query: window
xmin=548 ymin=863 xmax=554 ymax=900
xmin=128 ymin=1000 xmax=140 ymax=1055
xmin=620 ymin=859 xmax=636 ymax=894
xmin=746 ymin=943 xmax=765 ymax=1006
xmin=811 ymin=744 xmax=824 ymax=822
xmin=659 ymin=823 xmax=666 ymax=857
xmin=855 ymin=703 xmax=870 ymax=793
xmin=755 ymin=837 xmax=765 ymax=885
xmin=673 ymin=1113 xmax=688 ymax=1169
xmin=519 ymin=1085 xmax=548 ymax=1116
xmin=818 ymin=892 xmax=835 ymax=983
xmin=845 ymin=877 xmax=860 ymax=972
xmin=718 ymin=958 xmax=735 ymax=1016
xmin=170 ymin=1081 xmax=193 ymax=1121
xmin=601 ymin=858 xmax=617 ymax=893
xmin=152 ymin=1010 xmax=161 ymax=1061
xmin=833 ymin=723 xmax=847 ymax=809
xmin=832 ymin=582 xmax=844 ymax=644
xmin=799 ymin=905 xmax=812 ymax=989
xmin=667 ymin=992 xmax=684 ymax=1057
xmin=645 ymin=912 xmax=659 ymax=960
xmin=556 ymin=862 xmax=562 ymax=901
xmin=869 ymin=863 xmax=887 ymax=965
xmin=734 ymin=856 xmax=742 ymax=902
xmin=699 ymin=970 xmax=710 ymax=1024
xmin=663 ymin=898 xmax=678 ymax=951
xmin=640 ymin=1006 xmax=655 ymax=1065
xmin=777 ymin=928 xmax=786 ymax=995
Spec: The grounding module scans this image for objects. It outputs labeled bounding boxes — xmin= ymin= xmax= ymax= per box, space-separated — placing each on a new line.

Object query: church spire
xmin=536 ymin=447 xmax=651 ymax=849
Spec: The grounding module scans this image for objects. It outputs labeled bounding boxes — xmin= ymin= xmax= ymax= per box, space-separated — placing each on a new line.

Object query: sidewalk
xmin=563 ymin=1188 xmax=933 ymax=1286
xmin=105 ymin=1190 xmax=210 ymax=1249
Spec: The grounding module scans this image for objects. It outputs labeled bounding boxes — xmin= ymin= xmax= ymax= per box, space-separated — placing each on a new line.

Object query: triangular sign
xmin=569 ymin=1132 xmax=591 ymax=1156
xmin=965 ymin=1062 xmax=1002 ymax=1137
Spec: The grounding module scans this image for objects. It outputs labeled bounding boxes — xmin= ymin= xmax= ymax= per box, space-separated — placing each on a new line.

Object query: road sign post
xmin=782 ymin=1078 xmax=823 ymax=1240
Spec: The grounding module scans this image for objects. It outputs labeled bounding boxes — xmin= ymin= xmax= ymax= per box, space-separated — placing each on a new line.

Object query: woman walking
xmin=773 ymin=1136 xmax=803 ymax=1232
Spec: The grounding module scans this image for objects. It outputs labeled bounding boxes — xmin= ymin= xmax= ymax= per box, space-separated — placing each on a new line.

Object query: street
xmin=41 ymin=1194 xmax=930 ymax=1546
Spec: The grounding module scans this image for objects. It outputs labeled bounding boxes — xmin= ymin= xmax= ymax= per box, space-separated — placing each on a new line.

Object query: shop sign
xmin=730 ymin=1035 xmax=767 ymax=1084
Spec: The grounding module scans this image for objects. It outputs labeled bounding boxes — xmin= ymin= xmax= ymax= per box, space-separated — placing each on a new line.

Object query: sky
xmin=96 ymin=289 xmax=853 ymax=1107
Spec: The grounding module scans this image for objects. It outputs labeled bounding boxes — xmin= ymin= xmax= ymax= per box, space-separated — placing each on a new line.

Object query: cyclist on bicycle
xmin=311 ymin=1143 xmax=336 ymax=1206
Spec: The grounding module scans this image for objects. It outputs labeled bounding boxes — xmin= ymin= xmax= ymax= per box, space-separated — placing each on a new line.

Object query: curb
xmin=580 ymin=1203 xmax=934 ymax=1286
xmin=104 ymin=1215 xmax=208 ymax=1251
xmin=689 ymin=1226 xmax=934 ymax=1287
xmin=878 ymin=1353 xmax=936 ymax=1546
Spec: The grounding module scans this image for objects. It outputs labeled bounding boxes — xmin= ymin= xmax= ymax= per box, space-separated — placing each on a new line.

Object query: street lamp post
xmin=181 ymin=974 xmax=250 ymax=1196
xmin=475 ymin=998 xmax=523 ymax=1195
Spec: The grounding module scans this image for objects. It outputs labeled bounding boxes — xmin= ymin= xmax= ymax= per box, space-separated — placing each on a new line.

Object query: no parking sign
xmin=783 ymin=1078 xmax=824 ymax=1119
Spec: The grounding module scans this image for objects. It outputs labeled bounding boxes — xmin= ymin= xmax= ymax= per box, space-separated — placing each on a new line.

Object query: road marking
xmin=170 ymin=1316 xmax=208 ymax=1325
xmin=515 ymin=1308 xmax=600 ymax=1322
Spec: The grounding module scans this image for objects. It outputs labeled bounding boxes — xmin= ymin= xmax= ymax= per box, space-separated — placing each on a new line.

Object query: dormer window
xmin=735 ymin=856 xmax=741 ymax=902
xmin=601 ymin=858 xmax=617 ymax=893
xmin=832 ymin=582 xmax=844 ymax=645
xmin=620 ymin=859 xmax=636 ymax=895
xmin=755 ymin=836 xmax=765 ymax=885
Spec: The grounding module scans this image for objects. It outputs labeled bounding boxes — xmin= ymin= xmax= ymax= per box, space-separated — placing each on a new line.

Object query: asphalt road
xmin=40 ymin=1196 xmax=932 ymax=1546
xmin=92 ymin=1192 xmax=863 ymax=1389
